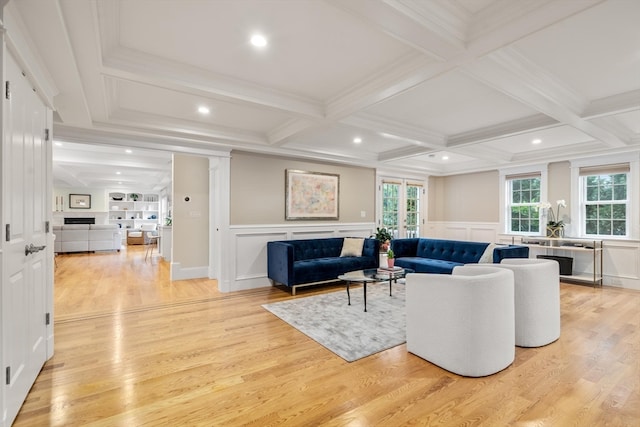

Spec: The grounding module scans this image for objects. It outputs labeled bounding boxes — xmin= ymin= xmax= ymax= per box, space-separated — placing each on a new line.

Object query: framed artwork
xmin=69 ymin=193 xmax=91 ymax=209
xmin=285 ymin=169 xmax=339 ymax=220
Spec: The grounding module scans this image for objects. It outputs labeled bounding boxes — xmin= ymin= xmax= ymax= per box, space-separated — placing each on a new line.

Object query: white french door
xmin=378 ymin=178 xmax=424 ymax=239
xmin=2 ymin=50 xmax=52 ymax=426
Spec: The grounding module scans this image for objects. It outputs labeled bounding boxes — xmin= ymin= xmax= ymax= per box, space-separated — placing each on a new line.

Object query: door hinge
xmin=46 ymin=312 xmax=51 ymax=325
xmin=44 ymin=128 xmax=50 ymax=141
xmin=46 ymin=221 xmax=50 ymax=233
xmin=5 ymin=81 xmax=9 ymax=100
xmin=5 ymin=367 xmax=10 ymax=385
xmin=5 ymin=224 xmax=10 ymax=241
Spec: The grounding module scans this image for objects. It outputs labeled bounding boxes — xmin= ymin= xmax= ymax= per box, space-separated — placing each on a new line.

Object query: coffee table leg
xmin=346 ymin=281 xmax=351 ymax=306
xmin=364 ymin=281 xmax=367 ymax=312
xmin=389 ymin=277 xmax=393 ymax=296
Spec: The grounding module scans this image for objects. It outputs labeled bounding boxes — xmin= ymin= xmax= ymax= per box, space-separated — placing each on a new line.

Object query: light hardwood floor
xmin=13 ymin=245 xmax=640 ymax=426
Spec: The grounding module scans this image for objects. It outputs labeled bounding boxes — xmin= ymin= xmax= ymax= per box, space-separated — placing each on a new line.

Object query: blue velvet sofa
xmin=391 ymin=238 xmax=529 ymax=274
xmin=267 ymin=237 xmax=379 ymax=295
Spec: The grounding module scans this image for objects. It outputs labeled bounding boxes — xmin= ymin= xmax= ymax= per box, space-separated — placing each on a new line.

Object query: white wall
xmin=171 ymin=154 xmax=209 ymax=280
xmin=53 ymin=187 xmax=107 ymax=213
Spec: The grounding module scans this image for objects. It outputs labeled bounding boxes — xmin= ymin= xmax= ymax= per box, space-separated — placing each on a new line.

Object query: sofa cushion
xmin=89 ymin=224 xmax=119 ymax=230
xmin=395 ymin=257 xmax=464 ymax=274
xmin=294 ymin=256 xmax=374 ymax=285
xmin=340 ymin=237 xmax=364 ymax=257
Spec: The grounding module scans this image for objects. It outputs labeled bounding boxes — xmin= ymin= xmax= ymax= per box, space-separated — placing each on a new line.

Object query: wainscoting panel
xmin=426 ymin=222 xmax=501 ymax=242
xmin=469 ymin=227 xmax=499 ymax=243
xmin=290 ymin=230 xmax=336 ymax=240
xmin=226 ymin=221 xmax=640 ymax=291
xmin=602 ymin=240 xmax=640 ymax=289
xmin=227 ymin=223 xmax=376 ymax=292
xmin=234 ymin=232 xmax=284 ymax=281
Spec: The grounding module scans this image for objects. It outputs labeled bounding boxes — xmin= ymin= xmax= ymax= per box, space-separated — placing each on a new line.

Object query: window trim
xmin=571 ymin=153 xmax=639 ymax=240
xmin=507 ymin=175 xmax=542 ymax=235
xmin=499 ymin=164 xmax=548 ymax=236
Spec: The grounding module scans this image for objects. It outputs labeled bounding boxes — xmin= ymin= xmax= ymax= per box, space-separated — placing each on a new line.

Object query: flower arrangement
xmin=540 ymin=199 xmax=566 ymax=227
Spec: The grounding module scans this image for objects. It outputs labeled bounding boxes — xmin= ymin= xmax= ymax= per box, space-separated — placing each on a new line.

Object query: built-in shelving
xmin=108 ymin=192 xmax=159 ymax=236
xmin=521 ymin=236 xmax=603 ymax=287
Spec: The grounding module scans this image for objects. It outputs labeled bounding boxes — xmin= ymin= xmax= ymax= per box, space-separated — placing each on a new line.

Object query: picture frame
xmin=69 ymin=193 xmax=91 ymax=209
xmin=285 ymin=169 xmax=339 ymax=220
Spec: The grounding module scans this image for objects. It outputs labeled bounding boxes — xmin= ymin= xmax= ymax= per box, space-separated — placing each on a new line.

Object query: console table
xmin=521 ymin=237 xmax=603 ymax=287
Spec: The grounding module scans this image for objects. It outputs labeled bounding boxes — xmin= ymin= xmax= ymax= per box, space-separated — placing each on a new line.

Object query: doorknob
xmin=25 ymin=243 xmax=46 ymax=256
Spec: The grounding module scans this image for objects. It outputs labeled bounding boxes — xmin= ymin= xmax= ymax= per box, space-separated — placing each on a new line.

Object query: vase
xmin=388 ymin=258 xmax=395 ymax=268
xmin=379 ymin=252 xmax=388 ymax=267
xmin=546 ymin=225 xmax=564 ymax=238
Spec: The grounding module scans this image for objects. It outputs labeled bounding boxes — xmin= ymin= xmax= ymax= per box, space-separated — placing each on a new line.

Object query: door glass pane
xmin=406 ymin=185 xmax=421 ymax=238
xmin=382 ymin=182 xmax=399 ymax=238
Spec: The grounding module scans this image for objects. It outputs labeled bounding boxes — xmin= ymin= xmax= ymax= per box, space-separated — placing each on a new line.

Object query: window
xmin=507 ymin=175 xmax=541 ymax=234
xmin=581 ymin=165 xmax=629 ymax=237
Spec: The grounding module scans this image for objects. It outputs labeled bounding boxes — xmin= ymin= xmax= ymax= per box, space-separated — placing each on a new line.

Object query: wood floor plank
xmin=12 ymin=246 xmax=640 ymax=426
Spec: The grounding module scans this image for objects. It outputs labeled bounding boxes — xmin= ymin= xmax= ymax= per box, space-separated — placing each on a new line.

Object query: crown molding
xmin=582 ymin=89 xmax=640 ymax=118
xmin=343 ymin=112 xmax=446 ymax=148
xmin=447 ymin=114 xmax=559 ymax=147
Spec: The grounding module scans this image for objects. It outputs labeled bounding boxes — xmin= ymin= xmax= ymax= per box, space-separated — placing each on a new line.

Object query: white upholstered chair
xmin=498 ymin=258 xmax=560 ymax=347
xmin=406 ymin=266 xmax=515 ymax=377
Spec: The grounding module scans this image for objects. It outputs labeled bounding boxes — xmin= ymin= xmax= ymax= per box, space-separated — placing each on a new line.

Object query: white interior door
xmin=2 ymin=50 xmax=51 ymax=426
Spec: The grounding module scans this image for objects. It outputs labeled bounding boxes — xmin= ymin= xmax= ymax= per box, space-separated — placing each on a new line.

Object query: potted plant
xmin=373 ymin=227 xmax=392 ymax=252
xmin=128 ymin=193 xmax=139 ymax=202
xmin=387 ymin=249 xmax=395 ymax=268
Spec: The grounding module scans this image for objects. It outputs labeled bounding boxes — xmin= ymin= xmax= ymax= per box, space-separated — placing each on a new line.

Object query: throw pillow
xmin=478 ymin=243 xmax=496 ymax=263
xmin=340 ymin=237 xmax=365 ymax=257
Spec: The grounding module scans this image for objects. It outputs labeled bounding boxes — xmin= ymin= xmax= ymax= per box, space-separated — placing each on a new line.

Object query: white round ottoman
xmin=500 ymin=258 xmax=560 ymax=347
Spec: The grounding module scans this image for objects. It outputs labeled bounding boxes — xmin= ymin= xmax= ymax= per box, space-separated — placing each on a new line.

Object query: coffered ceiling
xmin=8 ymin=0 xmax=640 ymax=191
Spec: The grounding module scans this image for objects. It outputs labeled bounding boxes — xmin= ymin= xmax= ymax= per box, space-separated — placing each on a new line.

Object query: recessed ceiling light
xmin=116 ymin=171 xmax=121 ymax=175
xmin=54 ymin=142 xmax=62 ymax=146
xmin=532 ymin=138 xmax=542 ymax=144
xmin=118 ymin=182 xmax=122 ymax=185
xmin=198 ymin=106 xmax=210 ymax=115
xmin=125 ymin=149 xmax=132 ymax=154
xmin=442 ymin=155 xmax=449 ymax=160
xmin=250 ymin=34 xmax=267 ymax=47
xmin=353 ymin=137 xmax=362 ymax=144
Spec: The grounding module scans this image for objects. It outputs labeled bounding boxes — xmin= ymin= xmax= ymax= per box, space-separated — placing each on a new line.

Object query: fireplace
xmin=64 ymin=217 xmax=95 ymax=225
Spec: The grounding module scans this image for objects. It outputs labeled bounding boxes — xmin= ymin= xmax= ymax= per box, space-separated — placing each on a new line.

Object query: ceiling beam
xmin=464 ymin=48 xmax=628 ymax=148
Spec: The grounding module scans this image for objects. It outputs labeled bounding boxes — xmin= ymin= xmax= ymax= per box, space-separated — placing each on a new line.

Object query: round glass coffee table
xmin=338 ymin=268 xmax=413 ymax=312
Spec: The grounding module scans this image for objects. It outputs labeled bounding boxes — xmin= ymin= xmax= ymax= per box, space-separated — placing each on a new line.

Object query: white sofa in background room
xmin=53 ymin=224 xmax=121 ymax=253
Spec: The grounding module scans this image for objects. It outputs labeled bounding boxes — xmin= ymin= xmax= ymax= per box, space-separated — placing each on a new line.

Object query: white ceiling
xmin=9 ymin=0 xmax=640 ymax=192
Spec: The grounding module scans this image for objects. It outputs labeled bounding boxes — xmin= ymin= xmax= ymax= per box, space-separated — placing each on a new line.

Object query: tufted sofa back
xmin=287 ymin=237 xmax=377 ymax=261
xmin=415 ymin=239 xmax=488 ymax=264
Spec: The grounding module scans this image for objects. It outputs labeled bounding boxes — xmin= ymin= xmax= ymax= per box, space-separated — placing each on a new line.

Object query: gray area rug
xmin=262 ymin=281 xmax=406 ymax=362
